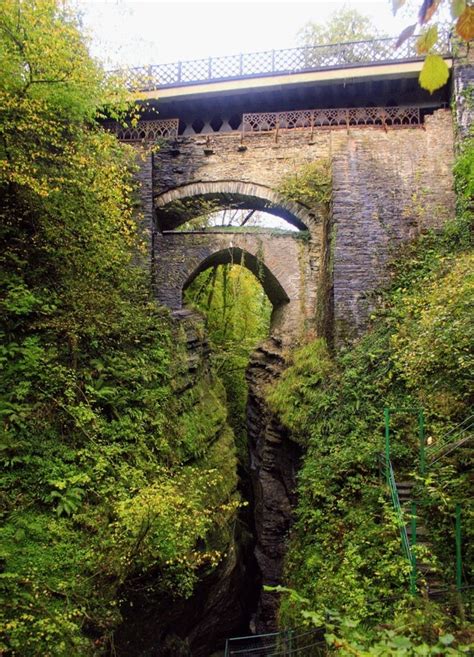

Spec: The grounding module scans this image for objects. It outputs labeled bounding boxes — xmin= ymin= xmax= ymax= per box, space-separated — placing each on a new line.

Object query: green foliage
xmin=185 ymin=264 xmax=271 ymax=456
xmin=268 ymin=153 xmax=473 ymax=636
xmin=278 ymin=160 xmax=332 ymax=210
xmin=0 ymin=1 xmax=240 ymax=654
xmin=266 ymin=589 xmax=474 ymax=655
xmin=266 ymin=340 xmax=333 ymax=443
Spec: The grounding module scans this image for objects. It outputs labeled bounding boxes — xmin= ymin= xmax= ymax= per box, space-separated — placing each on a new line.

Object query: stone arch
xmin=182 ymin=246 xmax=290 ymax=310
xmin=154 ymin=181 xmax=319 ymax=232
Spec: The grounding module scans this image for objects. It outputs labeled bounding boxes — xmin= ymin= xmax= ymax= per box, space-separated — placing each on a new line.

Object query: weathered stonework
xmin=246 ymin=337 xmax=301 ymax=633
xmin=154 ymin=231 xmax=319 ymax=342
xmin=452 ymin=44 xmax=474 ymax=141
xmin=134 ymin=148 xmax=154 ymax=265
xmin=150 ymin=109 xmax=455 ymax=343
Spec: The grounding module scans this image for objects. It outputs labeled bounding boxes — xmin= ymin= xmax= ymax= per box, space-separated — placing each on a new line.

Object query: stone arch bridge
xmin=154 ymin=230 xmax=317 ymax=339
xmin=141 ymin=111 xmax=455 ymax=344
xmin=118 ymin=36 xmax=469 ymax=343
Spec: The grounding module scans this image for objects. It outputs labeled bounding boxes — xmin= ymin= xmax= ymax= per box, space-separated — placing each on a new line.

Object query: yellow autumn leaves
xmin=393 ymin=0 xmax=473 ymax=94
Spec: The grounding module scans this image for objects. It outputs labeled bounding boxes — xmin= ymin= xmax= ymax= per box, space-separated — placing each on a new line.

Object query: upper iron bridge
xmin=111 ymin=31 xmax=452 ymax=140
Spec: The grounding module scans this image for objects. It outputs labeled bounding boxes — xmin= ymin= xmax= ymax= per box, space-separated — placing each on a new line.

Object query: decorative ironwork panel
xmin=242 ymin=107 xmax=421 ymax=133
xmin=211 ymin=54 xmax=242 ymax=79
xmin=114 ymin=28 xmax=451 ymax=91
xmin=242 ymin=112 xmax=278 ymax=132
xmin=114 ymin=119 xmax=179 ymax=141
xmin=180 ymin=58 xmax=211 ymax=82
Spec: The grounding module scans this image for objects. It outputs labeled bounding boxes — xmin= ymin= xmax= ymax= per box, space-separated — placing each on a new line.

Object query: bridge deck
xmin=115 ymin=31 xmax=451 ymax=93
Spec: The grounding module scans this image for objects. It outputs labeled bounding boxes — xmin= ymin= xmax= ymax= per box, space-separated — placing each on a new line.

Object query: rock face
xmin=113 ymin=310 xmax=256 ymax=657
xmin=246 ymin=337 xmax=302 ymax=632
xmin=113 ymin=315 xmax=300 ymax=653
xmin=114 ymin=536 xmax=256 ymax=657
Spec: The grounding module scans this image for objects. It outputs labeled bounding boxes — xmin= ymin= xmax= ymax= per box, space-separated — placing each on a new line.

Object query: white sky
xmin=77 ymin=0 xmax=416 ymax=69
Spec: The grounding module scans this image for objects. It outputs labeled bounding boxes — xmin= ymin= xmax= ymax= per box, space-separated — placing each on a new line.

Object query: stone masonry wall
xmin=151 ymin=109 xmax=455 ymax=342
xmin=154 ymin=231 xmax=318 ymax=342
xmin=331 ymin=110 xmax=455 ymax=340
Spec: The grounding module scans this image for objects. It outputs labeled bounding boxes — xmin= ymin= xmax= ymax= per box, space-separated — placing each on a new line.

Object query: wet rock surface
xmin=246 ymin=337 xmax=302 ymax=633
xmin=113 ymin=320 xmax=298 ymax=654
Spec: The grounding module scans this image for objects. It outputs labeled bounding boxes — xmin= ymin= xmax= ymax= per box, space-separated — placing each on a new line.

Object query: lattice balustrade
xmin=210 ymin=54 xmax=242 ymax=79
xmin=242 ymin=107 xmax=421 ymax=133
xmin=112 ymin=29 xmax=451 ymax=91
xmin=113 ymin=119 xmax=179 ymax=141
xmin=242 ymin=50 xmax=274 ymax=75
xmin=180 ymin=58 xmax=210 ymax=82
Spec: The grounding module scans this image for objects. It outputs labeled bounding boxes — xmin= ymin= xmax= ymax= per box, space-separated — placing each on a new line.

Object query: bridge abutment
xmin=148 ymin=109 xmax=454 ymax=344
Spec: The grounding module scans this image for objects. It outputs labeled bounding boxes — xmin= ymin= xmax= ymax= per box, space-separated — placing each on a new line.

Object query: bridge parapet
xmin=114 ymin=31 xmax=451 ymax=92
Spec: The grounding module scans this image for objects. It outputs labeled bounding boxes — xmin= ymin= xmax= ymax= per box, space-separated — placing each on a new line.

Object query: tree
xmin=0 ymin=2 xmax=239 ymax=654
xmin=297 ymin=7 xmax=384 ymax=66
xmin=298 ymin=7 xmax=382 ymax=48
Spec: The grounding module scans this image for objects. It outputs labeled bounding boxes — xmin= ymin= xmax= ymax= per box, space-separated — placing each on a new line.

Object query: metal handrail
xmin=427 ymin=414 xmax=474 ymax=465
xmin=112 ymin=30 xmax=451 ymax=91
xmin=225 ymin=627 xmax=325 ymax=657
xmin=429 ymin=432 xmax=473 ymax=466
xmin=387 ymin=459 xmax=413 ymax=565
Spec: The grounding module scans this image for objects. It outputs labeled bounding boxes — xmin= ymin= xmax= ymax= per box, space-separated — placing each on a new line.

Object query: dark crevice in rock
xmin=112 ymin=319 xmax=298 ymax=655
xmin=246 ymin=337 xmax=302 ymax=633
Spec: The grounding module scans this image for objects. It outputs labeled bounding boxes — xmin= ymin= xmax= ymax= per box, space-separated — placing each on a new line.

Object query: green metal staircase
xmin=383 ymin=408 xmax=473 ymax=598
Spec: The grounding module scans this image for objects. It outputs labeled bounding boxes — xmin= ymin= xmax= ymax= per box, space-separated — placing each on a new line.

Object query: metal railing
xmin=382 ymin=456 xmax=418 ymax=595
xmin=109 ymin=106 xmax=423 ymax=143
xmin=113 ymin=31 xmax=451 ymax=91
xmin=242 ymin=106 xmax=421 ymax=134
xmin=427 ymin=414 xmax=474 ymax=466
xmin=111 ymin=118 xmax=180 ymax=141
xmin=224 ymin=627 xmax=326 ymax=656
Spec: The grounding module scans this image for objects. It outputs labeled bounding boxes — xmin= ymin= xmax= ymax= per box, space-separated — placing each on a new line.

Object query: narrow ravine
xmin=112 ymin=317 xmax=301 ymax=655
xmin=246 ymin=337 xmax=302 ymax=633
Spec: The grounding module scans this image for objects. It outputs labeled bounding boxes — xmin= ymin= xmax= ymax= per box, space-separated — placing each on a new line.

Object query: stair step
xmin=407 ymin=525 xmax=428 ymax=536
xmin=417 ymin=563 xmax=440 ymax=573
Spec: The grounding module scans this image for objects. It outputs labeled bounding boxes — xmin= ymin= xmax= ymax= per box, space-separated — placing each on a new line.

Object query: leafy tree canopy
xmin=0 ymin=1 xmax=239 ymax=654
xmin=297 ymin=7 xmax=383 ymax=48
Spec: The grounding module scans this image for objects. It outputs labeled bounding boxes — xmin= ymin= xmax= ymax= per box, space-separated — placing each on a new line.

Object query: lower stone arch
xmin=183 ymin=247 xmax=289 ymax=315
xmin=154 ymin=180 xmax=319 ymax=232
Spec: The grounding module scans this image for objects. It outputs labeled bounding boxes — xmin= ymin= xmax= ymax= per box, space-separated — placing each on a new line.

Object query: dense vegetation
xmin=0 ymin=2 xmax=238 ymax=654
xmin=267 ymin=138 xmax=474 ymax=649
xmin=185 ymin=263 xmax=272 ymax=457
xmin=1 ymin=0 xmax=472 ymax=655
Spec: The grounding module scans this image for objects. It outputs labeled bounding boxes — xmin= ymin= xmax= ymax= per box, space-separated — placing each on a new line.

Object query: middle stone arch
xmin=154 ymin=180 xmax=320 ymax=233
xmin=153 ymin=230 xmax=316 ymax=342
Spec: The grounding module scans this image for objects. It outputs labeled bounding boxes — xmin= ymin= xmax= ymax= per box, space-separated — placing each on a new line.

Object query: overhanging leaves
xmin=419 ymin=53 xmax=449 ymax=93
xmin=418 ymin=0 xmax=440 ymax=24
xmin=416 ymin=25 xmax=438 ymax=53
xmin=456 ymin=5 xmax=474 ymax=40
xmin=451 ymin=0 xmax=467 ymax=19
xmin=392 ymin=0 xmax=407 ymax=15
xmin=396 ymin=23 xmax=417 ymax=48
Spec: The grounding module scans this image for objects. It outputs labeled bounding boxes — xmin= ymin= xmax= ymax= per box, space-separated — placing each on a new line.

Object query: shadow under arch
xmin=155 ymin=181 xmax=318 ymax=232
xmin=182 ymin=247 xmax=290 ymax=312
